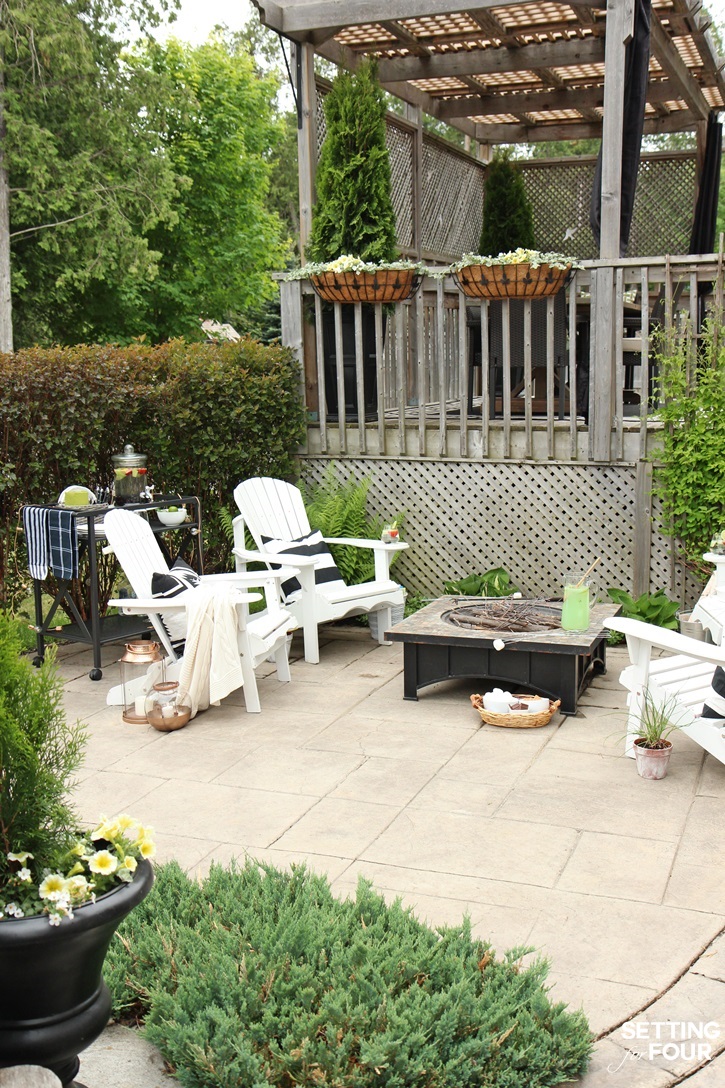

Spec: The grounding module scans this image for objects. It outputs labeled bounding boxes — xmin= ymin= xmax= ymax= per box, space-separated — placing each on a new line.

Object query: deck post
xmin=294 ymin=42 xmax=317 ymax=261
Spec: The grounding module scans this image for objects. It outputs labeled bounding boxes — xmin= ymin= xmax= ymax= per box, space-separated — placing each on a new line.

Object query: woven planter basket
xmin=310 ymin=268 xmax=421 ymax=304
xmin=470 ymin=693 xmax=561 ymax=729
xmin=453 ymin=261 xmax=570 ymax=300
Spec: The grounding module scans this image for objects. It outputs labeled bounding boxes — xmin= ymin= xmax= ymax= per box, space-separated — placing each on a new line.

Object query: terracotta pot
xmin=453 ymin=261 xmax=570 ymax=300
xmin=634 ymin=738 xmax=672 ymax=780
xmin=0 ymin=860 xmax=153 ymax=1085
xmin=310 ymin=267 xmax=421 ymax=304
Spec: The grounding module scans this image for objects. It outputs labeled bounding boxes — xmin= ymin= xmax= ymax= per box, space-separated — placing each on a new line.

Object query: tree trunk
xmin=0 ymin=59 xmax=14 ymax=354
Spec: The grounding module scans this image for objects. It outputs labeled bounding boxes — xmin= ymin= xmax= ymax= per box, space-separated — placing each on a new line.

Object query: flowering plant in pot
xmin=286 ymin=255 xmax=424 ymax=305
xmin=447 ymin=249 xmax=582 ymax=300
xmin=0 ymin=613 xmax=154 ymax=1085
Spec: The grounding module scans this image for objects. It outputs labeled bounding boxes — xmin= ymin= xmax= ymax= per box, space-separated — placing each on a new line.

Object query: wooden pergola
xmin=253 ymin=0 xmax=725 ymax=259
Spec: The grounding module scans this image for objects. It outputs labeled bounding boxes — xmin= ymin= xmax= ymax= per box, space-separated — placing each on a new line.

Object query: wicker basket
xmin=469 ymin=693 xmax=561 ymax=729
xmin=453 ymin=262 xmax=570 ymax=300
xmin=310 ymin=268 xmax=421 ymax=304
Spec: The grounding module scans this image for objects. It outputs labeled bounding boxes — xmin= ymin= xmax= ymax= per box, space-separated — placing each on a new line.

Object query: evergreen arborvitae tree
xmin=479 ymin=151 xmax=536 ymax=256
xmin=307 ymin=60 xmax=397 ymax=263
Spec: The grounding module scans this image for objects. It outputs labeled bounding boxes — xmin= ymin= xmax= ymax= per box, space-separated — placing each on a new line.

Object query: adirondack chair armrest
xmin=108 ymin=588 xmax=262 ymax=613
xmin=233 ymin=546 xmax=319 ymax=568
xmin=605 ymin=617 xmax=725 ymax=664
xmin=323 ymin=538 xmax=409 ymax=583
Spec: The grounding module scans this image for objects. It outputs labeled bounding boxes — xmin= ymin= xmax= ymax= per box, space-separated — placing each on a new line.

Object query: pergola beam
xmin=650 ymin=13 xmax=710 ymax=121
xmin=375 ymin=36 xmax=605 ymax=82
xmin=255 ymin=0 xmax=604 ymax=36
xmin=472 ymin=109 xmax=695 ymax=143
xmin=317 ymin=38 xmax=479 ymax=139
xmin=437 ymin=79 xmax=679 ymax=118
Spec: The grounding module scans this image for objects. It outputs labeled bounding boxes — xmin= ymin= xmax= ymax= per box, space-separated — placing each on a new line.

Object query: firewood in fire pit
xmin=447 ymin=600 xmax=560 ymax=634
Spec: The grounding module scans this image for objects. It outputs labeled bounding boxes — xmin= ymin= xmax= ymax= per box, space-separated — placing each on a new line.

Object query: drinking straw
xmin=575 ymin=557 xmax=600 ymax=588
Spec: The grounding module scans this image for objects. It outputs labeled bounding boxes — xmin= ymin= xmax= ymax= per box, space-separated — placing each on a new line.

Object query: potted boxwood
xmin=295 ymin=59 xmax=418 ymax=418
xmin=0 ymin=613 xmax=154 ymax=1084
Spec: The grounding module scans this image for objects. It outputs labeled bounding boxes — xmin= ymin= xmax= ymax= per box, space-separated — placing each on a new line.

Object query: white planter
xmin=368 ymin=604 xmax=405 ymax=640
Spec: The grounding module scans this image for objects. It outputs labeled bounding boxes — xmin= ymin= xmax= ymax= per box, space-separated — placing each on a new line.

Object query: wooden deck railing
xmin=279 ymin=254 xmax=724 ymax=465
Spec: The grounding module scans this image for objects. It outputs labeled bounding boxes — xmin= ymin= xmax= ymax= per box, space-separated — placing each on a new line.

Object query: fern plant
xmin=301 ymin=465 xmax=403 ymax=585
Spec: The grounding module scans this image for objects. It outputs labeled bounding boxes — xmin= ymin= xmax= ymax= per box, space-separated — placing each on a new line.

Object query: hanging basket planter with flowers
xmin=287 ymin=256 xmax=424 ymax=304
xmin=448 ymin=249 xmax=581 ymax=301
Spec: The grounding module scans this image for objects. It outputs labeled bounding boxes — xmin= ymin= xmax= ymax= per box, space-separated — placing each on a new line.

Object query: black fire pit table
xmin=386 ymin=597 xmax=621 ymax=715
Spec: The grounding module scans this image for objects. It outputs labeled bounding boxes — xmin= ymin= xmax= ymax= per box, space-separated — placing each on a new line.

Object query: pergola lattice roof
xmin=254 ymin=0 xmax=725 ymax=143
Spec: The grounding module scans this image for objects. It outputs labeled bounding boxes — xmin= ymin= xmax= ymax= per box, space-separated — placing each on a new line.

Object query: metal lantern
xmin=119 ymin=641 xmax=164 ymax=723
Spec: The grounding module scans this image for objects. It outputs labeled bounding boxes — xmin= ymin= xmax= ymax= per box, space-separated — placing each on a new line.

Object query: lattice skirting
xmin=299 ymin=457 xmax=697 ymax=605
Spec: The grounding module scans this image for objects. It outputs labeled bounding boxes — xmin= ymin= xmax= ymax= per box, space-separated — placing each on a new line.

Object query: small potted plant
xmin=630 ymin=687 xmax=684 ymax=780
xmin=0 ymin=613 xmax=154 ymax=1083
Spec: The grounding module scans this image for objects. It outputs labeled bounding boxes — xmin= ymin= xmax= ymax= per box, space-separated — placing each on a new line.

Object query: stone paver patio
xmin=58 ymin=628 xmax=725 ymax=1086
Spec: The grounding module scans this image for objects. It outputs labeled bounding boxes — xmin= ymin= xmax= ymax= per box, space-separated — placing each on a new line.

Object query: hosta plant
xmin=606 ymin=588 xmax=679 ymax=644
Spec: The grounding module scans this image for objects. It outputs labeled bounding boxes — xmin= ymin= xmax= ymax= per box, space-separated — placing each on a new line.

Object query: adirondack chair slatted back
xmin=233 ymin=478 xmax=311 ymax=550
xmin=104 ymin=509 xmax=171 ymax=599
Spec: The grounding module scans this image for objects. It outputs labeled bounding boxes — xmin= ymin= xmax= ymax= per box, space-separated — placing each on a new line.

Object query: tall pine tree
xmin=479 ymin=151 xmax=535 ymax=256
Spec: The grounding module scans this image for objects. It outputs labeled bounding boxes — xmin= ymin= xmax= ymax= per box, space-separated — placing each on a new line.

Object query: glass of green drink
xmin=561 ymin=571 xmax=591 ymax=631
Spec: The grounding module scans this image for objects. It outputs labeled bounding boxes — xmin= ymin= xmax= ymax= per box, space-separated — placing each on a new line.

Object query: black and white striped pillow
xmin=151 ymin=558 xmax=200 ymax=600
xmin=261 ymin=530 xmax=345 ymax=601
xmin=702 ymin=666 xmax=725 ymax=720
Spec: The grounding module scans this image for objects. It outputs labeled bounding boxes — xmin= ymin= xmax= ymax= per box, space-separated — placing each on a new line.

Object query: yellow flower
xmin=123 ymin=855 xmax=138 ymax=873
xmin=133 ymin=824 xmax=154 ymax=845
xmin=67 ymin=861 xmax=85 ymax=877
xmin=71 ymin=841 xmax=86 ymax=857
xmin=88 ymin=850 xmax=118 ymax=876
xmin=39 ymin=874 xmax=69 ymax=900
xmin=116 ymin=814 xmax=139 ymax=837
xmin=91 ymin=817 xmax=120 ymax=842
xmin=138 ymin=839 xmax=156 ymax=859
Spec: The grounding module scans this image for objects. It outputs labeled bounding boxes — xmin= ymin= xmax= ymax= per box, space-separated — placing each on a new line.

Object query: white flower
xmin=17 ymin=867 xmax=31 ymax=882
xmin=49 ymin=913 xmax=62 ymax=926
xmin=39 ymin=874 xmax=69 ymax=901
xmin=7 ymin=851 xmax=34 ymax=864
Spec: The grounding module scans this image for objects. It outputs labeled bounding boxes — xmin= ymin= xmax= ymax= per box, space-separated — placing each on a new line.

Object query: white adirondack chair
xmin=232 ymin=477 xmax=408 ymax=664
xmin=103 ymin=508 xmax=298 ymax=713
xmin=606 ymin=556 xmax=725 ymax=767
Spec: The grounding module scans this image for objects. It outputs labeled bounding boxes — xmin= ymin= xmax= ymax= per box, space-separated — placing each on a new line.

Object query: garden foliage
xmin=444 ymin=568 xmax=519 ymax=598
xmin=605 ymin=588 xmax=679 ymax=645
xmin=654 ymin=320 xmax=725 ymax=570
xmin=479 ymin=152 xmax=535 ymax=257
xmin=301 ymin=465 xmax=403 ymax=585
xmin=0 ymin=612 xmax=85 ymax=879
xmin=107 ymin=860 xmax=592 ymax=1087
xmin=307 ymin=60 xmax=397 ymax=264
xmin=0 ymin=340 xmax=306 ymax=610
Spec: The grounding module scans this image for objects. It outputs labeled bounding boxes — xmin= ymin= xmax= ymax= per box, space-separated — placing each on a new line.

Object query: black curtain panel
xmin=689 ymin=111 xmax=723 ymax=256
xmin=590 ymin=0 xmax=651 ymax=256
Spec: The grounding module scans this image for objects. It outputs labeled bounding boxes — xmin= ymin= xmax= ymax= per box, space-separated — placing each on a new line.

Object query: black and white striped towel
xmin=48 ymin=509 xmax=78 ymax=581
xmin=22 ymin=505 xmax=50 ymax=580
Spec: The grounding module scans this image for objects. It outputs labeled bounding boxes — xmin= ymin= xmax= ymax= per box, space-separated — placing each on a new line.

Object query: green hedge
xmin=0 ymin=339 xmax=306 ymax=610
xmin=106 ymin=861 xmax=592 ymax=1087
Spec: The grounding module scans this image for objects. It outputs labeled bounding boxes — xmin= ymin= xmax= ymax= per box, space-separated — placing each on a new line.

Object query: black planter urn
xmin=0 ymin=859 xmax=153 ymax=1085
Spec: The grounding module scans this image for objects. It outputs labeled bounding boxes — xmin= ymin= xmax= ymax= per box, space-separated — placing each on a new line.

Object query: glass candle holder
xmin=145 ymin=681 xmax=191 ymax=732
xmin=561 ymin=572 xmax=591 ymax=631
xmin=120 ymin=641 xmax=164 ymax=723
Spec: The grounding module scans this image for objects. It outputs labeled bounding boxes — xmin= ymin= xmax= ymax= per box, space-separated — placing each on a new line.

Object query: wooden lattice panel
xmin=519 ymin=153 xmax=696 ymax=259
xmin=387 ymin=123 xmax=415 ymax=251
xmin=300 ymin=457 xmax=677 ymax=601
xmin=421 ymin=141 xmax=483 ymax=258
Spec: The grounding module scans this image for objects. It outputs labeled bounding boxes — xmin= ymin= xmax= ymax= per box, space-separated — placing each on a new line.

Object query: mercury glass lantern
xmin=119 ymin=641 xmax=164 ymax=723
